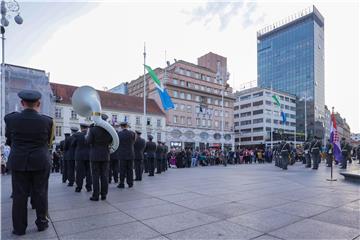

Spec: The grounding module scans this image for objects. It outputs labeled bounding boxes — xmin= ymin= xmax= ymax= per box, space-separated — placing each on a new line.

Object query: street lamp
xmin=1 ymin=0 xmax=23 ymax=143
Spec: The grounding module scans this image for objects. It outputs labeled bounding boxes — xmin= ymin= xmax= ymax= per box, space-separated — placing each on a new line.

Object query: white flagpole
xmin=143 ymin=42 xmax=147 ymax=138
xmin=270 ymin=84 xmax=273 ymax=149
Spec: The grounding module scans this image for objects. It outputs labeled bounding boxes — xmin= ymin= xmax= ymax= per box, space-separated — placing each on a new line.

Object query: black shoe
xmin=117 ymin=184 xmax=125 ymax=189
xmin=67 ymin=183 xmax=73 ymax=187
xmin=114 ymin=180 xmax=118 ymax=183
xmin=37 ymin=223 xmax=49 ymax=232
xmin=90 ymin=196 xmax=99 ymax=201
xmin=134 ymin=179 xmax=140 ymax=181
xmin=312 ymin=168 xmax=318 ymax=170
xmin=101 ymin=195 xmax=106 ymax=200
xmin=128 ymin=184 xmax=133 ymax=188
xmin=12 ymin=230 xmax=25 ymax=236
xmin=75 ymin=188 xmax=81 ymax=192
xmin=86 ymin=187 xmax=92 ymax=192
xmin=156 ymin=172 xmax=161 ymax=174
xmin=148 ymin=174 xmax=154 ymax=177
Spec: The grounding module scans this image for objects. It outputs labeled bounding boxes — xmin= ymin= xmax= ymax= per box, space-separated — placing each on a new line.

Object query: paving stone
xmin=270 ymin=219 xmax=359 ymax=240
xmin=228 ymin=209 xmax=302 ymax=233
xmin=62 ymin=221 xmax=160 ymax=240
xmin=198 ymin=202 xmax=259 ymax=219
xmin=300 ymin=193 xmax=359 ymax=207
xmin=312 ymin=206 xmax=360 ymax=229
xmin=251 ymin=234 xmax=283 ymax=240
xmin=157 ymin=192 xmax=205 ymax=202
xmin=142 ymin=211 xmax=219 ymax=235
xmin=1 ymin=224 xmax=57 ymax=240
xmin=271 ymin=201 xmax=331 ymax=218
xmin=54 ymin=211 xmax=136 ymax=236
xmin=112 ymin=198 xmax=168 ymax=211
xmin=166 ymin=220 xmax=262 ymax=240
xmin=237 ymin=197 xmax=291 ymax=209
xmin=176 ymin=196 xmax=229 ymax=210
xmin=50 ymin=204 xmax=118 ymax=222
xmin=122 ymin=203 xmax=189 ymax=220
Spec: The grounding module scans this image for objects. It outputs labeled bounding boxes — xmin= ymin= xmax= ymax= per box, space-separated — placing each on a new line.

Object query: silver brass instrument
xmin=71 ymin=86 xmax=119 ymax=153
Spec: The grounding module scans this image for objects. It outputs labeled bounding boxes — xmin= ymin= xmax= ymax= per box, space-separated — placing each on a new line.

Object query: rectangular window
xmin=240 ymin=103 xmax=251 ymax=109
xmin=173 ymin=79 xmax=178 ymax=85
xmin=173 ymin=115 xmax=178 ymax=124
xmin=214 ymin=99 xmax=219 ymax=105
xmin=253 ymin=109 xmax=263 ymax=115
xmin=195 ymin=96 xmax=200 ymax=102
xmin=253 ymin=136 xmax=263 ymax=141
xmin=187 ymin=105 xmax=192 ymax=112
xmin=265 ymin=100 xmax=272 ymax=106
xmin=173 ymin=90 xmax=178 ymax=98
xmin=55 ymin=126 xmax=62 ymax=137
xmin=234 ymin=114 xmax=239 ymax=118
xmin=240 ymin=95 xmax=251 ymax=100
xmin=241 ymin=128 xmax=251 ymax=134
xmin=55 ymin=108 xmax=62 ymax=119
xmin=202 ymin=119 xmax=206 ymax=127
xmin=207 ymin=97 xmax=212 ymax=104
xmin=181 ymin=116 xmax=185 ymax=124
xmin=196 ymin=106 xmax=200 ymax=113
xmin=187 ymin=117 xmax=192 ymax=125
xmin=136 ymin=116 xmax=141 ymax=125
xmin=240 ymin=120 xmax=252 ymax=126
xmin=253 ymin=118 xmax=263 ymax=124
xmin=225 ymin=111 xmax=229 ymax=117
xmin=70 ymin=110 xmax=77 ymax=120
xmin=147 ymin=118 xmax=151 ymax=126
xmin=225 ymin=121 xmax=229 ymax=128
xmin=253 ymin=127 xmax=263 ymax=132
xmin=207 ymin=119 xmax=211 ymax=127
xmin=241 ymin=137 xmax=252 ymax=142
xmin=124 ymin=115 xmax=129 ymax=122
xmin=234 ymin=106 xmax=239 ymax=110
xmin=111 ymin=114 xmax=118 ymax=124
xmin=157 ymin=132 xmax=161 ymax=141
xmin=234 ymin=121 xmax=239 ymax=127
xmin=157 ymin=119 xmax=161 ymax=127
xmin=196 ymin=118 xmax=200 ymax=126
xmin=186 ymin=93 xmax=191 ymax=100
xmin=214 ymin=110 xmax=219 ymax=116
xmin=253 ymin=101 xmax=263 ymax=107
xmin=180 ymin=80 xmax=185 ymax=86
xmin=215 ymin=120 xmax=219 ymax=127
xmin=253 ymin=92 xmax=263 ymax=98
xmin=266 ymin=118 xmax=271 ymax=123
xmin=225 ymin=101 xmax=229 ymax=107
xmin=180 ymin=92 xmax=185 ymax=99
xmin=180 ymin=104 xmax=185 ymax=111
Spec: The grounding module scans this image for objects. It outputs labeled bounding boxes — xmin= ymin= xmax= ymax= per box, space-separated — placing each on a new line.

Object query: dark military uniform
xmin=86 ymin=125 xmax=112 ymax=200
xmin=304 ymin=140 xmax=311 ymax=168
xmin=109 ymin=131 xmax=120 ymax=184
xmin=59 ymin=139 xmax=66 ymax=181
xmin=310 ymin=138 xmax=322 ymax=170
xmin=155 ymin=143 xmax=163 ymax=174
xmin=280 ymin=141 xmax=291 ymax=170
xmin=66 ymin=128 xmax=78 ymax=186
xmin=4 ymin=90 xmax=53 ymax=235
xmin=145 ymin=137 xmax=157 ymax=176
xmin=340 ymin=139 xmax=351 ymax=169
xmin=162 ymin=144 xmax=168 ymax=171
xmin=72 ymin=129 xmax=92 ymax=192
xmin=325 ymin=141 xmax=333 ymax=167
xmin=134 ymin=134 xmax=146 ymax=181
xmin=117 ymin=128 xmax=136 ymax=188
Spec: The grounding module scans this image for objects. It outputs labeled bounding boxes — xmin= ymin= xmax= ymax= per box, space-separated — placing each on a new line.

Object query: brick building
xmin=126 ymin=52 xmax=235 ymax=150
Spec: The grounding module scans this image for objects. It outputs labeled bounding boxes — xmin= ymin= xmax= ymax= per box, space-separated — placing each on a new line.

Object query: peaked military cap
xmin=135 ymin=130 xmax=142 ymax=135
xmin=64 ymin=133 xmax=71 ymax=136
xmin=70 ymin=126 xmax=79 ymax=132
xmin=80 ymin=123 xmax=89 ymax=128
xmin=18 ymin=90 xmax=41 ymax=102
xmin=148 ymin=135 xmax=153 ymax=140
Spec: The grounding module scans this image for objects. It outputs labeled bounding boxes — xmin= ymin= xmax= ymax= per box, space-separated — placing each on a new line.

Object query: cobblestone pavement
xmin=1 ymin=162 xmax=359 ymax=240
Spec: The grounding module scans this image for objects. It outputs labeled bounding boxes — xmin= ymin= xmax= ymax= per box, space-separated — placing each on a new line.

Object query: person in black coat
xmin=310 ymin=136 xmax=322 ymax=170
xmin=162 ymin=143 xmax=168 ymax=171
xmin=52 ymin=150 xmax=60 ymax=173
xmin=4 ymin=90 xmax=54 ymax=235
xmin=117 ymin=122 xmax=136 ymax=188
xmin=144 ymin=135 xmax=157 ymax=176
xmin=86 ymin=114 xmax=112 ymax=201
xmin=280 ymin=137 xmax=291 ymax=170
xmin=134 ymin=130 xmax=146 ymax=181
xmin=66 ymin=127 xmax=78 ymax=186
xmin=156 ymin=141 xmax=163 ymax=174
xmin=109 ymin=126 xmax=120 ymax=184
xmin=72 ymin=123 xmax=92 ymax=192
xmin=60 ymin=134 xmax=69 ymax=183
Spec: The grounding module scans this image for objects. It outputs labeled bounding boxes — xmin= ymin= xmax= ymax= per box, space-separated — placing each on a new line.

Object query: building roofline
xmin=235 ymin=86 xmax=297 ymax=98
xmin=5 ymin=63 xmax=46 ymax=73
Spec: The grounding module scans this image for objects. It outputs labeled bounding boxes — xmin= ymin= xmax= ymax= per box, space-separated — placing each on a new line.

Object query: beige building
xmin=127 ymin=52 xmax=235 ymax=150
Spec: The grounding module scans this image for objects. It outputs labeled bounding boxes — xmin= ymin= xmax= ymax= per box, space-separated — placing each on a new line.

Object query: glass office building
xmin=257 ymin=6 xmax=325 ymax=141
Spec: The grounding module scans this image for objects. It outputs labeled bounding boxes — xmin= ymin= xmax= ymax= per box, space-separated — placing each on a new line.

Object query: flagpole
xmin=327 ymin=106 xmax=337 ymax=181
xmin=143 ymin=42 xmax=147 ymax=138
xmin=270 ymin=84 xmax=273 ymax=149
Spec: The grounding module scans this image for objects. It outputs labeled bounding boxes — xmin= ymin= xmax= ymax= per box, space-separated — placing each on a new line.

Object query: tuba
xmin=71 ymin=86 xmax=119 ymax=153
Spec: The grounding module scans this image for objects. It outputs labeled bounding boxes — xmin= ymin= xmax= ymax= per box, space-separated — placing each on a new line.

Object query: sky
xmin=3 ymin=0 xmax=359 ymax=132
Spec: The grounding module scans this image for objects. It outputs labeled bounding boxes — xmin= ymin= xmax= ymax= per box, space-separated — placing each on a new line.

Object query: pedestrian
xmin=134 ymin=130 xmax=146 ymax=181
xmin=72 ymin=123 xmax=92 ymax=192
xmin=310 ymin=136 xmax=322 ymax=170
xmin=52 ymin=150 xmax=60 ymax=173
xmin=86 ymin=114 xmax=112 ymax=201
xmin=117 ymin=122 xmax=136 ymax=189
xmin=4 ymin=90 xmax=54 ymax=235
xmin=66 ymin=126 xmax=78 ymax=187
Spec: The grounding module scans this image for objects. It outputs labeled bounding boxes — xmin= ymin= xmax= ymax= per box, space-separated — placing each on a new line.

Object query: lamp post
xmin=1 ymin=0 xmax=23 ymax=144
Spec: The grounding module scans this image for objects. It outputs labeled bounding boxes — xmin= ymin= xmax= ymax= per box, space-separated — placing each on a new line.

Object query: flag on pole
xmin=272 ymin=95 xmax=287 ymax=124
xmin=330 ymin=111 xmax=342 ymax=161
xmin=144 ymin=64 xmax=174 ymax=111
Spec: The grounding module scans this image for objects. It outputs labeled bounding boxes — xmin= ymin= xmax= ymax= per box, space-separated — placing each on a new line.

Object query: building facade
xmin=257 ymin=6 xmax=325 ymax=141
xmin=127 ymin=52 xmax=235 ymax=150
xmin=50 ymin=83 xmax=166 ymax=144
xmin=109 ymin=82 xmax=128 ymax=95
xmin=234 ymin=87 xmax=296 ymax=147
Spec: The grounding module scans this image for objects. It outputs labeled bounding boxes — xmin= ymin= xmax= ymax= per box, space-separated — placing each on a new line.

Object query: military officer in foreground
xmin=61 ymin=133 xmax=70 ymax=183
xmin=145 ymin=135 xmax=157 ymax=176
xmin=72 ymin=123 xmax=92 ymax=192
xmin=4 ymin=90 xmax=54 ymax=235
xmin=66 ymin=126 xmax=79 ymax=187
xmin=117 ymin=122 xmax=136 ymax=189
xmin=86 ymin=114 xmax=112 ymax=201
xmin=134 ymin=130 xmax=146 ymax=181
